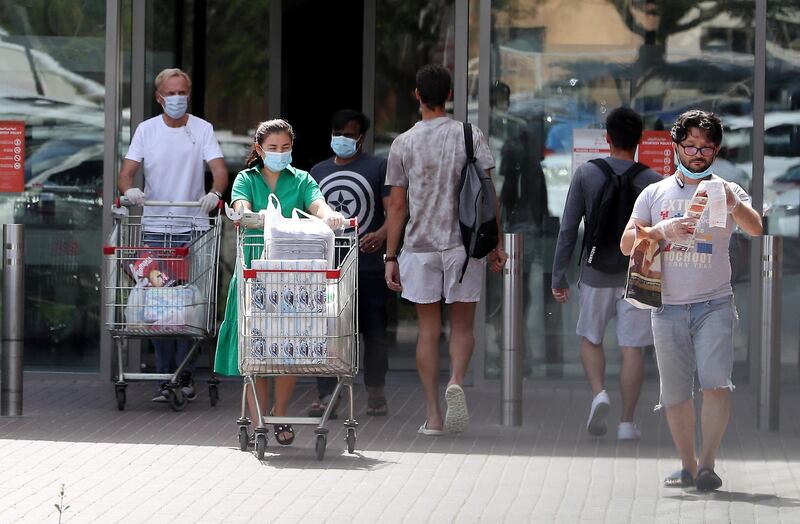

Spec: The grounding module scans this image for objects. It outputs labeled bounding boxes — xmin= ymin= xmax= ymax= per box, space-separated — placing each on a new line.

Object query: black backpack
xmin=458 ymin=122 xmax=499 ymax=281
xmin=581 ymin=158 xmax=649 ymax=273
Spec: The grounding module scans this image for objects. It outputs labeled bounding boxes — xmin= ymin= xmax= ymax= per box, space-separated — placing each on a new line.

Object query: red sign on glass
xmin=638 ymin=130 xmax=674 ymax=177
xmin=0 ymin=121 xmax=25 ymax=192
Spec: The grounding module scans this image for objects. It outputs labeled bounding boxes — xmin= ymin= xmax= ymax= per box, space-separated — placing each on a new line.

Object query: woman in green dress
xmin=215 ymin=119 xmax=344 ymax=445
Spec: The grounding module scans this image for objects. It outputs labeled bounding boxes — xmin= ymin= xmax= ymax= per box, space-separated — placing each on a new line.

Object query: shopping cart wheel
xmin=315 ymin=434 xmax=327 ymax=461
xmin=167 ymin=389 xmax=188 ymax=412
xmin=238 ymin=426 xmax=249 ymax=452
xmin=115 ymin=386 xmax=126 ymax=411
xmin=209 ymin=385 xmax=219 ymax=406
xmin=255 ymin=434 xmax=267 ymax=460
xmin=345 ymin=427 xmax=357 ymax=454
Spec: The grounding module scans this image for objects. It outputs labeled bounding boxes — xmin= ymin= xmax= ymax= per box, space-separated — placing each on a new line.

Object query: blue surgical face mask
xmin=161 ymin=94 xmax=188 ymax=119
xmin=263 ymin=151 xmax=292 ymax=172
xmin=330 ymin=135 xmax=359 ymax=159
xmin=675 ymin=153 xmax=714 ymax=180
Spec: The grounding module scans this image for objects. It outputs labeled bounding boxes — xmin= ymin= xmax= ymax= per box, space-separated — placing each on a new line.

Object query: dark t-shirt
xmin=551 ymin=157 xmax=663 ymax=289
xmin=310 ymin=153 xmax=389 ymax=273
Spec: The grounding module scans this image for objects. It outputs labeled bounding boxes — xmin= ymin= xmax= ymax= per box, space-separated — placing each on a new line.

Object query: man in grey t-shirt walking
xmin=621 ymin=110 xmax=762 ymax=491
xmin=552 ymin=107 xmax=662 ymax=440
xmin=384 ymin=64 xmax=507 ymax=435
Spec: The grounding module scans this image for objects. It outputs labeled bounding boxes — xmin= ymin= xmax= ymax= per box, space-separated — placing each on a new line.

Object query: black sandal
xmin=274 ymin=424 xmax=295 ymax=446
xmin=695 ymin=467 xmax=722 ymax=492
xmin=664 ymin=469 xmax=694 ymax=488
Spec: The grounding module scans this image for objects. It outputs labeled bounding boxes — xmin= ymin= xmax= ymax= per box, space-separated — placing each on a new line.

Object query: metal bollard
xmin=501 ymin=233 xmax=523 ymax=426
xmin=758 ymin=235 xmax=781 ymax=432
xmin=2 ymin=224 xmax=24 ymax=416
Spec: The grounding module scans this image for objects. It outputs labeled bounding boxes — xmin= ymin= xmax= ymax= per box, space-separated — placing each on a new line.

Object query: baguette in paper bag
xmin=624 ymin=227 xmax=663 ymax=309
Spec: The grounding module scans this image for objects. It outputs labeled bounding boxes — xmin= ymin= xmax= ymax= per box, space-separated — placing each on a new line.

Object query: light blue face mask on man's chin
xmin=676 ymin=154 xmax=714 ymax=180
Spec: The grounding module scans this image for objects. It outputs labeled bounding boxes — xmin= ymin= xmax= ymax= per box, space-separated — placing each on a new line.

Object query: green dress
xmin=214 ymin=164 xmax=323 ymax=376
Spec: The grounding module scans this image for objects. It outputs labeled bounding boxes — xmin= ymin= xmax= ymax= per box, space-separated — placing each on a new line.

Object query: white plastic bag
xmin=260 ymin=194 xmax=334 ymax=266
xmin=124 ymin=280 xmax=148 ymax=325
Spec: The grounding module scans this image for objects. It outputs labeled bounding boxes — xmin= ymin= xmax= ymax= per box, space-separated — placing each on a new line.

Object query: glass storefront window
xmin=483 ymin=0 xmax=756 ymax=381
xmin=0 ymin=2 xmax=107 ymax=371
xmin=765 ymin=2 xmax=800 ymax=383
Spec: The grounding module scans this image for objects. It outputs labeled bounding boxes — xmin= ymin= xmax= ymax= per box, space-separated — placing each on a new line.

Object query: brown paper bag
xmin=624 ymin=228 xmax=662 ymax=309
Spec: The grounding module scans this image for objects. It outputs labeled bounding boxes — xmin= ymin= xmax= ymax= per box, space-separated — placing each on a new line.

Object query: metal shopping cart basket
xmin=230 ymin=208 xmax=359 ymax=460
xmin=104 ymin=198 xmax=223 ymax=411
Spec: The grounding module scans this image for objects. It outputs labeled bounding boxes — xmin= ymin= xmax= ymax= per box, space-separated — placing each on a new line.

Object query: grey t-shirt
xmin=630 ymin=174 xmax=751 ymax=304
xmin=385 ymin=117 xmax=495 ymax=252
xmin=551 ymin=158 xmax=662 ymax=289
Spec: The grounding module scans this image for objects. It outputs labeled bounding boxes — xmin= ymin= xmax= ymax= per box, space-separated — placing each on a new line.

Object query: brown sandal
xmin=366 ymin=394 xmax=388 ymax=416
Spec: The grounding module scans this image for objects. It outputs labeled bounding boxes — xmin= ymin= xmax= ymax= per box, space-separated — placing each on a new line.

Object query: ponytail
xmin=245 ymin=145 xmax=262 ymax=169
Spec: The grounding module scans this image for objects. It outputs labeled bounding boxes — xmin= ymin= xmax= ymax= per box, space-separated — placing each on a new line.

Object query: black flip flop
xmin=274 ymin=424 xmax=295 ymax=446
xmin=664 ymin=469 xmax=694 ymax=488
xmin=695 ymin=467 xmax=722 ymax=492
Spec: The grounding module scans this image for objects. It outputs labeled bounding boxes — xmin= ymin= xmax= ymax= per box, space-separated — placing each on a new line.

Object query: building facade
xmin=0 ymin=1 xmax=797 ymax=388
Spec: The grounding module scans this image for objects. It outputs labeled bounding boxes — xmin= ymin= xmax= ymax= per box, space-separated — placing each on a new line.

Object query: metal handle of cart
xmin=224 ymin=203 xmax=358 ymax=232
xmin=118 ymin=196 xmax=225 ymax=210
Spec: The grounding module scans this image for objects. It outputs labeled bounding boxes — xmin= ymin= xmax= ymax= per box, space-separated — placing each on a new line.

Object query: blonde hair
xmin=154 ymin=68 xmax=192 ymax=92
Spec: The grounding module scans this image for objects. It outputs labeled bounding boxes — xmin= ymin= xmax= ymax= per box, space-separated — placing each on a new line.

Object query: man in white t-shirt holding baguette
xmin=118 ymin=67 xmax=228 ymax=402
xmin=621 ymin=110 xmax=762 ymax=492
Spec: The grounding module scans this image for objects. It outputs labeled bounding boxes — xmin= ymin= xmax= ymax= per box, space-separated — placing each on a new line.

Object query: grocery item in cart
xmin=250 ymin=259 xmax=330 ymax=313
xmin=260 ymin=194 xmax=335 ymax=266
xmin=127 ymin=249 xmax=189 ymax=286
xmin=125 ymin=284 xmax=205 ymax=328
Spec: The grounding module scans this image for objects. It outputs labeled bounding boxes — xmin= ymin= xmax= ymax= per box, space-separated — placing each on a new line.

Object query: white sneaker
xmin=617 ymin=422 xmax=641 ymax=441
xmin=587 ymin=390 xmax=610 ymax=436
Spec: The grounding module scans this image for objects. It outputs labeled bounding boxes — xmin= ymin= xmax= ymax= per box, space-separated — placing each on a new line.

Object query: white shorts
xmin=398 ymin=247 xmax=484 ymax=304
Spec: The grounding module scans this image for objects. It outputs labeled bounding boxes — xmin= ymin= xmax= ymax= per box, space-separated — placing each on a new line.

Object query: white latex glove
xmin=724 ymin=182 xmax=742 ymax=213
xmin=124 ymin=188 xmax=145 ymax=206
xmin=652 ymin=216 xmax=699 ymax=243
xmin=324 ymin=211 xmax=346 ymax=230
xmin=199 ymin=192 xmax=220 ymax=213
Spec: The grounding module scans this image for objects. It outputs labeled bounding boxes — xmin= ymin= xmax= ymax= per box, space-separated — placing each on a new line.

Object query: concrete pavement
xmin=0 ymin=376 xmax=798 ymax=523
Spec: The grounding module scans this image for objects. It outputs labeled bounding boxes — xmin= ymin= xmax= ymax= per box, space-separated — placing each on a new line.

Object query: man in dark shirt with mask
xmin=308 ymin=109 xmax=390 ymax=417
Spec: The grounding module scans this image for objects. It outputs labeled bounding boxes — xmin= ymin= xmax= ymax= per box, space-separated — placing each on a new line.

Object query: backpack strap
xmin=460 ymin=122 xmax=475 ymax=283
xmin=464 ymin=122 xmax=476 ymax=163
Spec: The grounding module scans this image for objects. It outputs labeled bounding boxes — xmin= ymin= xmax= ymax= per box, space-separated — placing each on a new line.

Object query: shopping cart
xmin=229 ymin=208 xmax=359 ymax=460
xmin=104 ymin=198 xmax=223 ymax=411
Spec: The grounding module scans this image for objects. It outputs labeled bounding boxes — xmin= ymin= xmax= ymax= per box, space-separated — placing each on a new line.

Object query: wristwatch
xmin=383 ymin=254 xmax=397 ymax=264
xmin=212 ymin=190 xmax=223 ymax=198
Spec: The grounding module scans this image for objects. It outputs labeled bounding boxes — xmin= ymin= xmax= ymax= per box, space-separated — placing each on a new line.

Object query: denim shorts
xmin=576 ymin=284 xmax=654 ymax=347
xmin=651 ymin=295 xmax=737 ymax=408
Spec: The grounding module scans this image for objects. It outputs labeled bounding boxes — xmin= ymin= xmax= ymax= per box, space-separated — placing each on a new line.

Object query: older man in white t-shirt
xmin=118 ymin=68 xmax=228 ymax=403
xmin=384 ymin=64 xmax=507 ymax=436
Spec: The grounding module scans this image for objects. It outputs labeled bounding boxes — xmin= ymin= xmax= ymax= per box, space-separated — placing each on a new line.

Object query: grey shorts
xmin=576 ymin=284 xmax=654 ymax=347
xmin=651 ymin=295 xmax=737 ymax=408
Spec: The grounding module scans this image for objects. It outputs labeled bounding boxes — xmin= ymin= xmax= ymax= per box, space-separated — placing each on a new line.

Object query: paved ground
xmin=0 ymin=375 xmax=798 ymax=523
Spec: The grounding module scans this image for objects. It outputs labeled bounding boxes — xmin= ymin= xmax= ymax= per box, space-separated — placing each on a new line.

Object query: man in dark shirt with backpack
xmin=551 ymin=107 xmax=662 ymax=440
